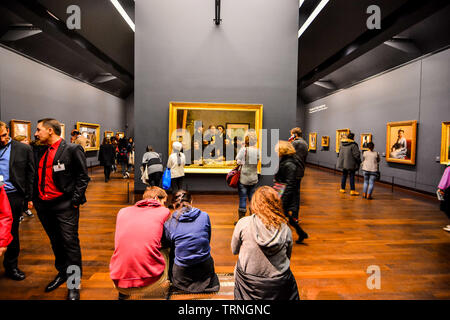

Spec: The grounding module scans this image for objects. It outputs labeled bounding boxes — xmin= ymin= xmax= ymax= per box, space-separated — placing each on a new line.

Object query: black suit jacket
xmin=33 ymin=139 xmax=90 ymax=206
xmin=8 ymin=140 xmax=35 ymax=201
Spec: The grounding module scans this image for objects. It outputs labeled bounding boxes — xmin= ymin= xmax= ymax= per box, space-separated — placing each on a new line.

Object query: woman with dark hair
xmin=118 ymin=138 xmax=130 ymax=178
xmin=142 ymin=145 xmax=164 ymax=187
xmin=361 ymin=141 xmax=380 ymax=199
xmin=274 ymin=141 xmax=309 ymax=244
xmin=98 ymin=137 xmax=116 ymax=182
xmin=163 ymin=190 xmax=220 ymax=293
xmin=232 ymin=186 xmax=299 ymax=300
xmin=337 ymin=132 xmax=361 ymax=195
xmin=438 ymin=164 xmax=450 ymax=232
xmin=390 ymin=129 xmax=408 ymax=159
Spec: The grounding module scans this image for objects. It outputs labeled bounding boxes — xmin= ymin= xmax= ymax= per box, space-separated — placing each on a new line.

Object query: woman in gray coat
xmin=337 ymin=132 xmax=361 ymax=195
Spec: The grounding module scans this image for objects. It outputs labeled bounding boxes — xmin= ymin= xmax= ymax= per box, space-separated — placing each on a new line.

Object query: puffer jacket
xmin=337 ymin=139 xmax=361 ymax=170
xmin=274 ymin=155 xmax=302 ymax=213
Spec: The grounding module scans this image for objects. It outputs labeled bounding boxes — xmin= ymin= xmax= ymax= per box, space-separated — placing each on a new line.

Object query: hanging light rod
xmin=214 ymin=0 xmax=222 ymax=25
xmin=298 ymin=0 xmax=329 ymax=39
xmin=110 ymin=0 xmax=135 ymax=32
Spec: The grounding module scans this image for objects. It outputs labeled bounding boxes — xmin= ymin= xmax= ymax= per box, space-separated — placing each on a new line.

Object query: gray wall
xmin=0 ymin=46 xmax=128 ymax=166
xmin=301 ymin=48 xmax=450 ymax=193
xmin=125 ymin=92 xmax=134 ymax=138
xmin=135 ymin=0 xmax=299 ymax=192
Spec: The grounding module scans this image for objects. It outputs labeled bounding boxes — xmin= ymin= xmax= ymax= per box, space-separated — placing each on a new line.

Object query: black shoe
xmin=295 ymin=232 xmax=309 ymax=244
xmin=5 ymin=268 xmax=26 ymax=281
xmin=118 ymin=293 xmax=129 ymax=300
xmin=24 ymin=210 xmax=34 ymax=217
xmin=45 ymin=274 xmax=67 ymax=292
xmin=67 ymin=289 xmax=80 ymax=300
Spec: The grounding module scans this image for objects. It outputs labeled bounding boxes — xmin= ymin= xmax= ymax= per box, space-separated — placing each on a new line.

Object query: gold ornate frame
xmin=361 ymin=133 xmax=372 ymax=151
xmin=321 ymin=136 xmax=329 ymax=147
xmin=309 ymin=132 xmax=317 ymax=151
xmin=104 ymin=131 xmax=114 ymax=139
xmin=336 ymin=128 xmax=350 ymax=153
xmin=10 ymin=119 xmax=31 ymax=141
xmin=116 ymin=132 xmax=125 ymax=139
xmin=169 ymin=102 xmax=263 ymax=174
xmin=441 ymin=121 xmax=450 ymax=165
xmin=386 ymin=120 xmax=417 ymax=165
xmin=76 ymin=122 xmax=101 ymax=151
xmin=60 ymin=123 xmax=65 ymax=140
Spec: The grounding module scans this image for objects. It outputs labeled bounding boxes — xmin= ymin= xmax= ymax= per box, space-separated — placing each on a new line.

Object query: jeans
xmin=341 ymin=169 xmax=356 ymax=190
xmin=120 ymin=160 xmax=128 ymax=176
xmin=363 ymin=170 xmax=377 ymax=195
xmin=238 ymin=182 xmax=257 ymax=211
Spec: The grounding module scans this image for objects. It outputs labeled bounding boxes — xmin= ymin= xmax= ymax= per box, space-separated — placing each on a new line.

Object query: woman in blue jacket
xmin=164 ymin=190 xmax=220 ymax=293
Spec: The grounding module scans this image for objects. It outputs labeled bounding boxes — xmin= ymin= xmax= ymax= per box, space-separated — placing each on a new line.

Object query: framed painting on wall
xmin=361 ymin=133 xmax=373 ymax=151
xmin=386 ymin=120 xmax=417 ymax=165
xmin=104 ymin=131 xmax=114 ymax=139
xmin=169 ymin=102 xmax=263 ymax=173
xmin=321 ymin=136 xmax=330 ymax=148
xmin=309 ymin=132 xmax=317 ymax=151
xmin=441 ymin=121 xmax=450 ymax=165
xmin=10 ymin=119 xmax=32 ymax=141
xmin=76 ymin=122 xmax=101 ymax=151
xmin=116 ymin=132 xmax=125 ymax=139
xmin=60 ymin=123 xmax=65 ymax=140
xmin=336 ymin=128 xmax=350 ymax=153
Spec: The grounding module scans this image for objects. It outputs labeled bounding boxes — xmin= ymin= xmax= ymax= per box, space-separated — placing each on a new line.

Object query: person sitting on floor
xmin=164 ymin=190 xmax=220 ymax=293
xmin=109 ymin=186 xmax=171 ymax=300
xmin=232 ymin=186 xmax=299 ymax=300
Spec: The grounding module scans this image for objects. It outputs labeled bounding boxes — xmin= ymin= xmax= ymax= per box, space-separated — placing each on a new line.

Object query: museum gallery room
xmin=0 ymin=0 xmax=449 ymax=303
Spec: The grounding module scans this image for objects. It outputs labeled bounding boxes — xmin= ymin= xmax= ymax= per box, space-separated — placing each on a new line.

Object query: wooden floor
xmin=0 ymin=166 xmax=449 ymax=300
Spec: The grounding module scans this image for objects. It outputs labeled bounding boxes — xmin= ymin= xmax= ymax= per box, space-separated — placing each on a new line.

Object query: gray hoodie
xmin=231 ymin=215 xmax=293 ymax=277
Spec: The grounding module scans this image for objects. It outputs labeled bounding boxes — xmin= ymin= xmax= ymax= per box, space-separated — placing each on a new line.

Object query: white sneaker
xmin=443 ymin=225 xmax=450 ymax=232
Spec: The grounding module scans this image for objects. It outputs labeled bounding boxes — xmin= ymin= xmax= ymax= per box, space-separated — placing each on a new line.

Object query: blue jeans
xmin=363 ymin=170 xmax=377 ymax=195
xmin=238 ymin=182 xmax=257 ymax=211
xmin=341 ymin=169 xmax=356 ymax=190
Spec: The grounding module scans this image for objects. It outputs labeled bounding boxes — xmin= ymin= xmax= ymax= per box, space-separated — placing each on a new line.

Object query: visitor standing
xmin=337 ymin=132 xmax=361 ymax=195
xmin=361 ymin=142 xmax=380 ymax=199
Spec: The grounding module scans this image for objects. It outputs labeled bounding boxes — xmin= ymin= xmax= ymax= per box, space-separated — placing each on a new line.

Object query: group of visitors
xmin=98 ymin=135 xmax=135 ymax=181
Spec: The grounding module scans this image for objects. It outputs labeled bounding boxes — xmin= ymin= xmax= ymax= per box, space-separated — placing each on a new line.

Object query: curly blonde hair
xmin=250 ymin=186 xmax=288 ymax=229
xmin=276 ymin=140 xmax=296 ymax=157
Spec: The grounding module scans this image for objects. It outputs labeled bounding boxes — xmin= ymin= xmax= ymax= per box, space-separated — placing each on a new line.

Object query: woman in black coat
xmin=98 ymin=137 xmax=116 ymax=182
xmin=274 ymin=141 xmax=309 ymax=244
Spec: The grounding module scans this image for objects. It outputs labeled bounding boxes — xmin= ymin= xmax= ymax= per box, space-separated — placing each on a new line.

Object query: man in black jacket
xmin=289 ymin=127 xmax=308 ymax=221
xmin=33 ymin=118 xmax=90 ymax=300
xmin=0 ymin=121 xmax=35 ymax=280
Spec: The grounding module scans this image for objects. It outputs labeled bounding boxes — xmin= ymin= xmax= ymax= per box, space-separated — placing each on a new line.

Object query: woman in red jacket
xmin=0 ymin=183 xmax=13 ymax=257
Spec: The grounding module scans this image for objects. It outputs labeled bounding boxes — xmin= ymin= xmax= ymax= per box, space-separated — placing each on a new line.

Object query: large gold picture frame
xmin=76 ymin=122 xmax=101 ymax=151
xmin=309 ymin=132 xmax=317 ymax=151
xmin=169 ymin=102 xmax=263 ymax=174
xmin=10 ymin=119 xmax=31 ymax=141
xmin=336 ymin=128 xmax=350 ymax=153
xmin=441 ymin=121 xmax=450 ymax=165
xmin=386 ymin=120 xmax=417 ymax=165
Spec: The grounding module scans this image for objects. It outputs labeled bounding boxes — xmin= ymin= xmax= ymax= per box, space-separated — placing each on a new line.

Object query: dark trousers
xmin=3 ymin=192 xmax=25 ymax=270
xmin=341 ymin=169 xmax=356 ymax=190
xmin=103 ymin=165 xmax=112 ymax=181
xmin=171 ymin=177 xmax=184 ymax=194
xmin=35 ymin=196 xmax=82 ymax=277
xmin=148 ymin=171 xmax=163 ymax=187
xmin=237 ymin=182 xmax=257 ymax=211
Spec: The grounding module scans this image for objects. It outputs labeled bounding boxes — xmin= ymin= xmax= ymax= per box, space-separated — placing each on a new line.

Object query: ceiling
xmin=0 ymin=0 xmax=135 ymax=99
xmin=298 ymin=0 xmax=450 ymax=103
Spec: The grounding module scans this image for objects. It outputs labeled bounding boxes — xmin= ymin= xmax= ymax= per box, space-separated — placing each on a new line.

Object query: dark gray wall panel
xmin=135 ymin=0 xmax=299 ymax=192
xmin=0 ymin=47 xmax=127 ymax=166
xmin=302 ymin=48 xmax=450 ymax=193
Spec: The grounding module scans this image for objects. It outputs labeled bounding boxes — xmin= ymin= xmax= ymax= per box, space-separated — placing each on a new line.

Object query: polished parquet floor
xmin=0 ymin=166 xmax=449 ymax=300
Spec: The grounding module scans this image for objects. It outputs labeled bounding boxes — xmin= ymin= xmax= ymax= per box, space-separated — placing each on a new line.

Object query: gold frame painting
xmin=441 ymin=121 xmax=450 ymax=165
xmin=116 ymin=132 xmax=125 ymax=139
xmin=104 ymin=131 xmax=114 ymax=139
xmin=321 ymin=136 xmax=330 ymax=148
xmin=309 ymin=132 xmax=317 ymax=151
xmin=169 ymin=102 xmax=263 ymax=174
xmin=10 ymin=119 xmax=31 ymax=141
xmin=386 ymin=120 xmax=417 ymax=165
xmin=336 ymin=128 xmax=350 ymax=153
xmin=361 ymin=133 xmax=373 ymax=151
xmin=76 ymin=122 xmax=101 ymax=151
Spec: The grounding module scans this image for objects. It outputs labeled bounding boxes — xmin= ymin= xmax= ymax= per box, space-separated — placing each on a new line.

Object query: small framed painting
xmin=104 ymin=131 xmax=114 ymax=139
xmin=76 ymin=122 xmax=101 ymax=151
xmin=116 ymin=132 xmax=125 ymax=139
xmin=336 ymin=128 xmax=350 ymax=153
xmin=321 ymin=136 xmax=330 ymax=148
xmin=361 ymin=133 xmax=372 ymax=151
xmin=10 ymin=119 xmax=32 ymax=141
xmin=386 ymin=120 xmax=417 ymax=165
xmin=309 ymin=132 xmax=317 ymax=151
xmin=441 ymin=121 xmax=450 ymax=165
